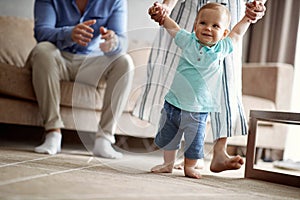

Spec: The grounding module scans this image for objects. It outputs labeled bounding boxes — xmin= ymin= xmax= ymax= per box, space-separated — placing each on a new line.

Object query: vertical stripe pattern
xmin=133 ymin=0 xmax=248 ymax=140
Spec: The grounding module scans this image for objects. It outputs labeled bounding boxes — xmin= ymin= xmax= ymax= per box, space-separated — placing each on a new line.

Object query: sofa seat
xmin=0 ymin=63 xmax=104 ymax=111
xmin=226 ymin=95 xmax=276 ymax=147
xmin=242 ymin=95 xmax=275 ymax=125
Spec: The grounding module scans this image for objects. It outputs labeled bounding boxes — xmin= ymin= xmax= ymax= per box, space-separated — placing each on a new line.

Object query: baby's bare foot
xmin=184 ymin=166 xmax=202 ymax=179
xmin=174 ymin=159 xmax=204 ymax=170
xmin=174 ymin=162 xmax=184 ymax=170
xmin=151 ymin=164 xmax=173 ymax=173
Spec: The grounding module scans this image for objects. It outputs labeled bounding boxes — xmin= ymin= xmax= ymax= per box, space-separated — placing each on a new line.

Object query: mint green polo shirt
xmin=165 ymin=29 xmax=233 ymax=112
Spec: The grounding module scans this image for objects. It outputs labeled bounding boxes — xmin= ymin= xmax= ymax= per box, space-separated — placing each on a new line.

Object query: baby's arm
xmin=228 ymin=16 xmax=251 ymax=45
xmin=229 ymin=0 xmax=265 ymax=45
xmin=162 ymin=15 xmax=180 ymax=38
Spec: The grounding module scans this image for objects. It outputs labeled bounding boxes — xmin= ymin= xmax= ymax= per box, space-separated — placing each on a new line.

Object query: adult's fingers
xmin=149 ymin=8 xmax=166 ymax=25
xmin=99 ymin=27 xmax=118 ymax=52
xmin=74 ymin=25 xmax=94 ymax=38
xmin=71 ymin=20 xmax=96 ymax=46
xmin=79 ymin=19 xmax=96 ymax=35
xmin=83 ymin=19 xmax=96 ymax=26
xmin=100 ymin=29 xmax=115 ymax=41
xmin=245 ymin=1 xmax=266 ymax=22
xmin=72 ymin=31 xmax=91 ymax=43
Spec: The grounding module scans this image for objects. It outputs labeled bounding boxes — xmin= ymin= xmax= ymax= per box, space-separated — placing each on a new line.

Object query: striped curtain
xmin=244 ymin=0 xmax=299 ymax=66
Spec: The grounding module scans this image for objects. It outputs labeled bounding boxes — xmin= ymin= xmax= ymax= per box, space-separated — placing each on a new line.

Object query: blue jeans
xmin=155 ymin=101 xmax=208 ymax=160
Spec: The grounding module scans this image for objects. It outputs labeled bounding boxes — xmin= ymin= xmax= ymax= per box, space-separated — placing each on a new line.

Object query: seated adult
xmin=27 ymin=0 xmax=134 ymax=158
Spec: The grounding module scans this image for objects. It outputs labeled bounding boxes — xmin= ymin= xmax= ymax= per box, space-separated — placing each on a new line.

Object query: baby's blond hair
xmin=195 ymin=2 xmax=231 ymax=27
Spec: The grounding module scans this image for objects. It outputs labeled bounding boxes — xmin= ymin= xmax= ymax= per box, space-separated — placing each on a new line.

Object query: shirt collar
xmin=192 ymin=32 xmax=219 ymax=52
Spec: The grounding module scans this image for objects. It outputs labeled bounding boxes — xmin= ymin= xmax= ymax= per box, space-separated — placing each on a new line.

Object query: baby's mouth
xmin=202 ymin=33 xmax=212 ymax=37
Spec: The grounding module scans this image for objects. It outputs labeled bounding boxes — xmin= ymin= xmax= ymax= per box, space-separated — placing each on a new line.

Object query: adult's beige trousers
xmin=27 ymin=42 xmax=134 ymax=143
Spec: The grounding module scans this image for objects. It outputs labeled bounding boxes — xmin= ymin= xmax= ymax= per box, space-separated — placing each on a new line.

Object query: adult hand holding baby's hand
xmin=245 ymin=0 xmax=266 ymax=23
xmin=148 ymin=2 xmax=169 ymax=25
xmin=99 ymin=26 xmax=118 ymax=53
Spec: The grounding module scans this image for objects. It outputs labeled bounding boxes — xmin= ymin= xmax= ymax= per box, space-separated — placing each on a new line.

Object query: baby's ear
xmin=223 ymin=29 xmax=230 ymax=38
xmin=193 ymin=21 xmax=197 ymax=32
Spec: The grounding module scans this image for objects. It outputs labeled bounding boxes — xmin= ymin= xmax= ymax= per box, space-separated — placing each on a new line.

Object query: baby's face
xmin=194 ymin=8 xmax=229 ymax=47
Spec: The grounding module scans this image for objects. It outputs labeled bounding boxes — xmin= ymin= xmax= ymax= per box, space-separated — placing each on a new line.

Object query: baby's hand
xmin=245 ymin=0 xmax=266 ymax=23
xmin=148 ymin=2 xmax=168 ymax=25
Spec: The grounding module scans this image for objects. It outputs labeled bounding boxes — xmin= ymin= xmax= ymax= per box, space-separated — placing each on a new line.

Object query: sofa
xmin=0 ymin=16 xmax=294 ymax=154
xmin=0 ymin=15 xmax=152 ymax=135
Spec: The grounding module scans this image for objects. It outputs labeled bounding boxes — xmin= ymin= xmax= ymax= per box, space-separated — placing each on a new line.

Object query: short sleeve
xmin=220 ymin=37 xmax=233 ymax=55
xmin=174 ymin=29 xmax=192 ymax=49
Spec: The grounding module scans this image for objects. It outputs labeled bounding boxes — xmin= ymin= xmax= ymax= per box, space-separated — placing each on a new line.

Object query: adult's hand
xmin=99 ymin=26 xmax=118 ymax=53
xmin=148 ymin=2 xmax=170 ymax=25
xmin=71 ymin=19 xmax=96 ymax=46
xmin=245 ymin=0 xmax=266 ymax=23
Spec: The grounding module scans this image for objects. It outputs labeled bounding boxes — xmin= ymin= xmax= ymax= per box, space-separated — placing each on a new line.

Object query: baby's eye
xmin=199 ymin=21 xmax=206 ymax=25
xmin=213 ymin=24 xmax=220 ymax=28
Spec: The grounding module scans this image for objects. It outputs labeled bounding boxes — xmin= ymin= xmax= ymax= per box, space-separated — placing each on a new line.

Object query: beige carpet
xmin=0 ymin=142 xmax=299 ymax=200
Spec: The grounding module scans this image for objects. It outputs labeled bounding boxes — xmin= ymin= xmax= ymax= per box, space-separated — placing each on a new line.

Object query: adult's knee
xmin=113 ymin=54 xmax=135 ymax=76
xmin=30 ymin=42 xmax=58 ymax=59
xmin=29 ymin=42 xmax=61 ymax=73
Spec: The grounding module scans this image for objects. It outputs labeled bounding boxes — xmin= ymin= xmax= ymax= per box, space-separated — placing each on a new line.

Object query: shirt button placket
xmin=198 ymin=51 xmax=202 ymax=61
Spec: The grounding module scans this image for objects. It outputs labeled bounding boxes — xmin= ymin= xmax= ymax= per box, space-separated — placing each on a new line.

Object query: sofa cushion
xmin=0 ymin=63 xmax=103 ymax=111
xmin=0 ymin=16 xmax=36 ymax=67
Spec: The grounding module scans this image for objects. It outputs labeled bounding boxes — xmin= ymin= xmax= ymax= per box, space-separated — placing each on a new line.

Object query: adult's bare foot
xmin=210 ymin=152 xmax=244 ymax=173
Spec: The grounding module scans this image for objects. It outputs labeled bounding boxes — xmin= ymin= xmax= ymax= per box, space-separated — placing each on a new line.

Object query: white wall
xmin=0 ymin=0 xmax=34 ymax=18
xmin=284 ymin=16 xmax=300 ymax=162
xmin=0 ymin=0 xmax=157 ymax=43
xmin=127 ymin=0 xmax=158 ymax=43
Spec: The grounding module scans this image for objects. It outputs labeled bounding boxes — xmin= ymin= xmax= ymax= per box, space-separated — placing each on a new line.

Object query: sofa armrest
xmin=242 ymin=62 xmax=294 ymax=110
